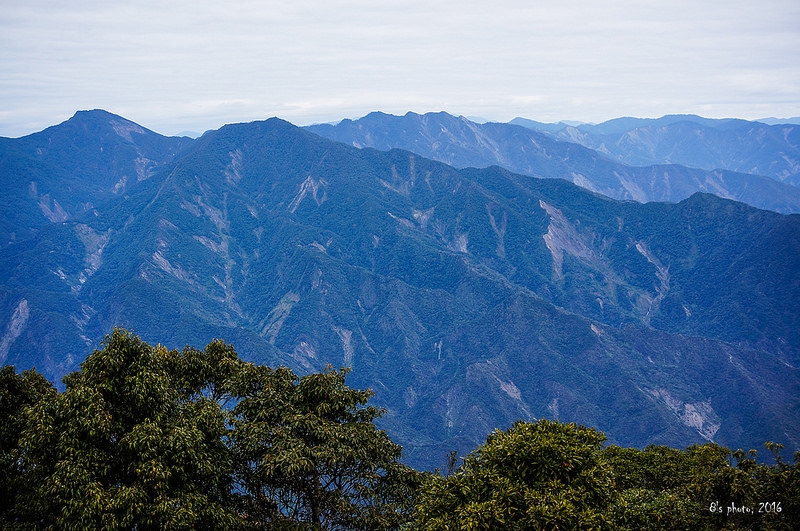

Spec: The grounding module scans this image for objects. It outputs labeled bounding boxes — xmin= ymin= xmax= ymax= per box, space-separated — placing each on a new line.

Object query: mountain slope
xmin=1 ymin=113 xmax=799 ymax=469
xmin=514 ymin=114 xmax=800 ymax=186
xmin=307 ymin=112 xmax=800 ymax=214
xmin=0 ymin=110 xmax=193 ymax=249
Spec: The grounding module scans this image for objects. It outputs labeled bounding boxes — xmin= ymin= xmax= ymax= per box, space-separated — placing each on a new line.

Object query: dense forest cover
xmin=1 ymin=330 xmax=798 ymax=530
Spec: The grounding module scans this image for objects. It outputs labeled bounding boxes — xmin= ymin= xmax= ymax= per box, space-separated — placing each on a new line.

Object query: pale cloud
xmin=1 ymin=0 xmax=798 ymax=136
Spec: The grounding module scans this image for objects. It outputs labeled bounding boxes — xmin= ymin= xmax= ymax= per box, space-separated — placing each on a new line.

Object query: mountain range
xmin=512 ymin=114 xmax=800 ymax=186
xmin=307 ymin=112 xmax=800 ymax=214
xmin=1 ymin=110 xmax=799 ymax=470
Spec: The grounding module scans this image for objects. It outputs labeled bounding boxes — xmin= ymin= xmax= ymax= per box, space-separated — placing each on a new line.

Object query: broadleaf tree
xmin=13 ymin=329 xmax=239 ymax=530
xmin=1 ymin=328 xmax=418 ymax=530
xmin=0 ymin=366 xmax=57 ymax=528
xmin=230 ymin=364 xmax=422 ymax=530
xmin=415 ymin=419 xmax=617 ymax=530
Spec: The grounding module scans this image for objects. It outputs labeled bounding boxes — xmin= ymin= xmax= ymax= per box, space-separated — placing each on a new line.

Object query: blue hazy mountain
xmin=757 ymin=117 xmax=800 ymax=126
xmin=513 ymin=114 xmax=800 ymax=186
xmin=307 ymin=112 xmax=800 ymax=214
xmin=0 ymin=110 xmax=193 ymax=250
xmin=2 ymin=111 xmax=799 ymax=469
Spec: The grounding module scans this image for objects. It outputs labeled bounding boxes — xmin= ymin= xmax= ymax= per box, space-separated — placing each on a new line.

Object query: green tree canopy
xmin=415 ymin=419 xmax=617 ymax=530
xmin=0 ymin=366 xmax=57 ymax=528
xmin=1 ymin=328 xmax=417 ymax=530
xmin=602 ymin=442 xmax=800 ymax=530
xmin=230 ymin=365 xmax=421 ymax=529
xmin=3 ymin=328 xmax=798 ymax=530
xmin=13 ymin=329 xmax=239 ymax=530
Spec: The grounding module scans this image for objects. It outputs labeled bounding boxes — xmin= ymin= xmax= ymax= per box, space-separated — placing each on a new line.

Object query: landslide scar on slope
xmin=289 ymin=176 xmax=327 ymax=213
xmin=539 ymin=200 xmax=600 ymax=280
xmin=259 ymin=292 xmax=300 ymax=344
xmin=634 ymin=241 xmax=670 ymax=322
xmin=0 ymin=299 xmax=29 ymax=365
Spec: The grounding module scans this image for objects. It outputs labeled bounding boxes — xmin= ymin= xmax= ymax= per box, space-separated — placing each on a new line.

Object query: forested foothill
xmin=1 ymin=330 xmax=797 ymax=530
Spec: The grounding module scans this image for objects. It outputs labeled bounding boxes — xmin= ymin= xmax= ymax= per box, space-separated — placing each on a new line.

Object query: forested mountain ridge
xmin=307 ymin=111 xmax=800 ymax=213
xmin=1 ymin=110 xmax=799 ymax=470
xmin=512 ymin=114 xmax=800 ymax=185
xmin=0 ymin=109 xmax=193 ymax=250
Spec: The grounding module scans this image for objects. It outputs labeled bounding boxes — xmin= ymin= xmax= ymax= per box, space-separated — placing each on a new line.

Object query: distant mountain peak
xmin=41 ymin=109 xmax=162 ymax=143
xmin=72 ymin=108 xmax=126 ymax=120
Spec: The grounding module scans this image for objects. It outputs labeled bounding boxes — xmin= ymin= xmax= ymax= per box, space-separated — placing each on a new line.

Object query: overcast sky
xmin=2 ymin=0 xmax=799 ymax=137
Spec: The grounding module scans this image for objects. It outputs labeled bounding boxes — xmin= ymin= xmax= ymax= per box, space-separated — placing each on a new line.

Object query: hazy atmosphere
xmin=2 ymin=0 xmax=799 ymax=136
xmin=4 ymin=2 xmax=800 ymax=527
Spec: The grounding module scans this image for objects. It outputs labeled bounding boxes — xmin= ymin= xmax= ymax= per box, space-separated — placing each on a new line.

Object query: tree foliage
xmin=0 ymin=329 xmax=417 ymax=530
xmin=11 ymin=330 xmax=239 ymax=530
xmin=414 ymin=420 xmax=800 ymax=531
xmin=230 ymin=365 xmax=421 ymax=529
xmin=0 ymin=366 xmax=57 ymax=528
xmin=415 ymin=419 xmax=617 ymax=530
xmin=1 ymin=328 xmax=798 ymax=530
xmin=602 ymin=442 xmax=800 ymax=530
